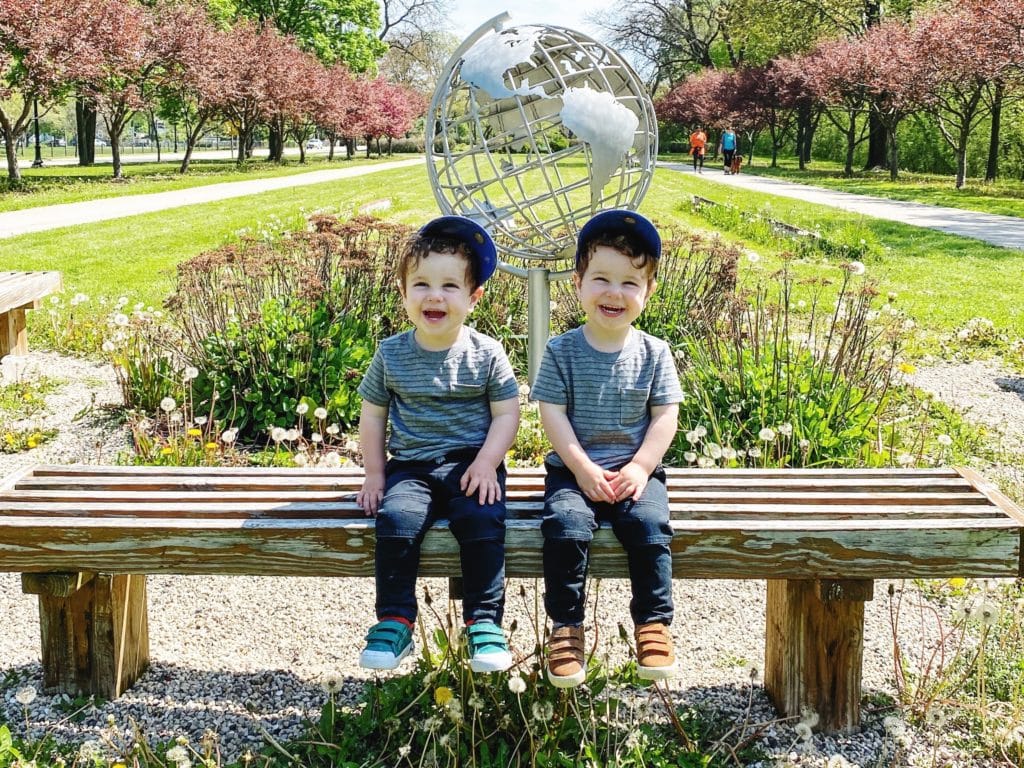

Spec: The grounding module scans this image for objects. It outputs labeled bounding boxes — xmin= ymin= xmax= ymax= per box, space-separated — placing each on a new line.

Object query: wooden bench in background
xmin=1 ymin=464 xmax=1021 ymax=733
xmin=0 ymin=271 xmax=62 ymax=358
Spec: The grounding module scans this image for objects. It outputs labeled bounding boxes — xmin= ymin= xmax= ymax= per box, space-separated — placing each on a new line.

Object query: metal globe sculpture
xmin=426 ymin=15 xmax=657 ymax=268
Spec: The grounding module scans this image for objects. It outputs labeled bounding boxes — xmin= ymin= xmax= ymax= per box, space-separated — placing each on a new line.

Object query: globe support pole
xmin=526 ymin=268 xmax=550 ymax=386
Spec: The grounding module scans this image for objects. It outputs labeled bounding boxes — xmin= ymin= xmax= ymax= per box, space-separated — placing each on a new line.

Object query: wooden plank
xmin=0 ymin=501 xmax=1004 ymax=521
xmin=4 ymin=489 xmax=990 ymax=505
xmin=13 ymin=475 xmax=976 ymax=494
xmin=27 ymin=464 xmax=963 ymax=478
xmin=22 ymin=571 xmax=94 ymax=597
xmin=0 ymin=271 xmax=62 ymax=313
xmin=0 ymin=522 xmax=1018 ymax=578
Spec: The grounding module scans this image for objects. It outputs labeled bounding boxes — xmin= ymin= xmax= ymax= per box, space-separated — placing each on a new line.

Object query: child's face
xmin=574 ymin=245 xmax=655 ymax=341
xmin=400 ymin=251 xmax=483 ymax=350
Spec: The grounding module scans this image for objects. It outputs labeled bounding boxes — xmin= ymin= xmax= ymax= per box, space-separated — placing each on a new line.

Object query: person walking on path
xmin=688 ymin=127 xmax=707 ymax=174
xmin=719 ymin=127 xmax=737 ymax=174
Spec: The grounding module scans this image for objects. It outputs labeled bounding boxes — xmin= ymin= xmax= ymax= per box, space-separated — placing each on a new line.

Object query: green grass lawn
xmin=1 ymin=162 xmax=1021 ymax=345
xmin=731 ymin=155 xmax=1024 ymax=218
xmin=0 ymin=154 xmax=409 ymax=212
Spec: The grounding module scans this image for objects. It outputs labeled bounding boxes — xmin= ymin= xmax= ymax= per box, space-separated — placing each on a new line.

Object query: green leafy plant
xmin=167 ymin=215 xmax=406 ymax=440
xmin=669 ymin=260 xmax=905 ymax=467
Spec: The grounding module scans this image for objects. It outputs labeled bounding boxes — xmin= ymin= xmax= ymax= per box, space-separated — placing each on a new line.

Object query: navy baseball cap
xmin=419 ymin=215 xmax=498 ymax=284
xmin=575 ymin=209 xmax=661 ymax=265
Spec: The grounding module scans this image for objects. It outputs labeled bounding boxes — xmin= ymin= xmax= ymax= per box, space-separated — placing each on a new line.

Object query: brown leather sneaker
xmin=546 ymin=625 xmax=586 ymax=688
xmin=635 ymin=622 xmax=677 ymax=680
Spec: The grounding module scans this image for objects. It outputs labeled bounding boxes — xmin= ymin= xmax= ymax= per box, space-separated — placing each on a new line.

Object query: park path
xmin=659 ymin=161 xmax=1024 ymax=250
xmin=0 ymin=157 xmax=422 ymax=239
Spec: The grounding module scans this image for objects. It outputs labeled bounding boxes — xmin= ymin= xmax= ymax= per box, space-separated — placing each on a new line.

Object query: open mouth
xmin=599 ymin=304 xmax=625 ymax=317
xmin=423 ymin=309 xmax=447 ymax=321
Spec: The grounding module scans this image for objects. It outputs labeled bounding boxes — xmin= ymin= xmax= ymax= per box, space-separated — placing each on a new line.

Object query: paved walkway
xmin=0 ymin=157 xmax=422 ymax=239
xmin=659 ymin=162 xmax=1024 ymax=250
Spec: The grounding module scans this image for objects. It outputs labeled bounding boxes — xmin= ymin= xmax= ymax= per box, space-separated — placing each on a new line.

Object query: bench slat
xmin=13 ymin=475 xmax=976 ymax=493
xmin=0 ymin=489 xmax=992 ymax=506
xmin=0 ymin=501 xmax=1005 ymax=520
xmin=0 ymin=519 xmax=1017 ymax=579
xmin=0 ymin=271 xmax=62 ymax=314
xmin=28 ymin=464 xmax=964 ymax=477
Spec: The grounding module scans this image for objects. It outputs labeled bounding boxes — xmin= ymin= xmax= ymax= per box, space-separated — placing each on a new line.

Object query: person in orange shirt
xmin=688 ymin=127 xmax=707 ymax=174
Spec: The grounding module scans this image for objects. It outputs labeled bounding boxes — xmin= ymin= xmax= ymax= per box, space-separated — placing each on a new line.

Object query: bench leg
xmin=0 ymin=308 xmax=28 ymax=358
xmin=31 ymin=573 xmax=150 ymax=699
xmin=764 ymin=579 xmax=873 ymax=734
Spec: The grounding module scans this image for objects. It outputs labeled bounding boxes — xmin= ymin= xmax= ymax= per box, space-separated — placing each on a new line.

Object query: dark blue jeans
xmin=374 ymin=452 xmax=506 ymax=624
xmin=541 ymin=462 xmax=674 ymax=626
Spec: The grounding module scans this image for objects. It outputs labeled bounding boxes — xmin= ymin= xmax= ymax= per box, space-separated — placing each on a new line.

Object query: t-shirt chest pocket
xmin=451 ymin=382 xmax=485 ymax=399
xmin=619 ymin=387 xmax=649 ymax=426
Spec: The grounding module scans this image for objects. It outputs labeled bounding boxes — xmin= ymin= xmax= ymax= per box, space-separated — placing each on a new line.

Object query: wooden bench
xmin=0 ymin=271 xmax=62 ymax=358
xmin=1 ymin=463 xmax=1021 ymax=733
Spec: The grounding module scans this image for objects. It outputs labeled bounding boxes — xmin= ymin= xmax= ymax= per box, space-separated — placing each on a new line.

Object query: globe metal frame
xmin=425 ymin=13 xmax=657 ymax=380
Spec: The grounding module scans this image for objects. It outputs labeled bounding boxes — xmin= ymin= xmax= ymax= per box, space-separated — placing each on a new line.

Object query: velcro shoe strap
xmin=466 ymin=622 xmax=508 ymax=653
xmin=365 ymin=620 xmax=412 ymax=651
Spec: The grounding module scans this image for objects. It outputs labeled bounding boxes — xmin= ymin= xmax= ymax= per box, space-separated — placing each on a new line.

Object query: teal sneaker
xmin=466 ymin=621 xmax=513 ymax=673
xmin=359 ymin=620 xmax=414 ymax=670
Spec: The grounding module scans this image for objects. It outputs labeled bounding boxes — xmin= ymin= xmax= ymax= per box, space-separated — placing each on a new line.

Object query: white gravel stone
xmin=1 ymin=352 xmax=1021 ymax=767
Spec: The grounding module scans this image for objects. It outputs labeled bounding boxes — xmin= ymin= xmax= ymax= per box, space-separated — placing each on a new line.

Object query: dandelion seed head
xmin=160 ymin=397 xmax=177 ymax=412
xmin=296 ymin=403 xmax=309 ymax=415
xmin=313 ymin=407 xmax=328 ymax=420
xmin=15 ymin=686 xmax=36 ymax=705
xmin=508 ymin=675 xmax=527 ymax=694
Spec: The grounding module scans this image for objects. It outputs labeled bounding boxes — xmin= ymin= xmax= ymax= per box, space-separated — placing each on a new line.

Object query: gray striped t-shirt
xmin=358 ymin=327 xmax=519 ymax=462
xmin=531 ymin=327 xmax=683 ymax=470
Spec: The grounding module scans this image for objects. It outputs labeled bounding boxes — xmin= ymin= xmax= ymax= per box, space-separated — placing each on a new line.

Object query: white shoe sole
xmin=637 ymin=662 xmax=678 ymax=681
xmin=359 ymin=641 xmax=414 ymax=670
xmin=546 ymin=667 xmax=586 ymax=688
xmin=469 ymin=650 xmax=513 ymax=673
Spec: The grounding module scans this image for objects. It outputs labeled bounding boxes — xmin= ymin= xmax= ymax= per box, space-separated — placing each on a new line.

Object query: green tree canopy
xmin=208 ymin=0 xmax=387 ymax=71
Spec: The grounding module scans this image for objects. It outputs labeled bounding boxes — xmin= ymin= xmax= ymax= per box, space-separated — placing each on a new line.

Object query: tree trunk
xmin=327 ymin=136 xmax=336 ymax=160
xmin=76 ymin=98 xmax=96 ymax=166
xmin=986 ymin=79 xmax=1003 ymax=183
xmin=365 ymin=136 xmax=372 ymax=158
xmin=110 ymin=131 xmax=124 ymax=179
xmin=866 ymin=109 xmax=886 ymax=169
xmin=796 ymin=103 xmax=810 ymax=171
xmin=844 ymin=113 xmax=857 ymax=177
xmin=887 ymin=125 xmax=899 ymax=182
xmin=346 ymin=138 xmax=354 ymax=159
xmin=2 ymin=123 xmax=20 ymax=182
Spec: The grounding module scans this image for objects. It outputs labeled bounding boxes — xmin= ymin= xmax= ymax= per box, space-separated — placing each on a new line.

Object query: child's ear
xmin=397 ymin=278 xmax=407 ymax=298
xmin=647 ymin=278 xmax=658 ymax=296
xmin=469 ymin=285 xmax=485 ymax=305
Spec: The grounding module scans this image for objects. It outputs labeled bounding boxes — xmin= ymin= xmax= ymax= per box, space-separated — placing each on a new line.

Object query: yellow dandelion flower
xmin=27 ymin=439 xmax=37 ymax=449
xmin=434 ymin=686 xmax=454 ymax=707
xmin=187 ymin=428 xmax=202 ymax=437
xmin=205 ymin=442 xmax=218 ymax=451
xmin=898 ymin=362 xmax=916 ymax=374
xmin=948 ymin=577 xmax=967 ymax=589
xmin=23 ymin=393 xmax=33 ymax=401
xmin=161 ymin=446 xmax=174 ymax=455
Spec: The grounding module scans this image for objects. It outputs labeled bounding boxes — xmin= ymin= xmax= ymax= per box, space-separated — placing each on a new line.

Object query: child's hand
xmin=461 ymin=459 xmax=502 ymax=505
xmin=357 ymin=473 xmax=385 ymax=516
xmin=574 ymin=462 xmax=616 ymax=504
xmin=608 ymin=462 xmax=649 ymax=502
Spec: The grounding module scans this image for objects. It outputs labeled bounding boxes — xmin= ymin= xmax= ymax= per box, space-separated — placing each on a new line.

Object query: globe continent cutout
xmin=426 ymin=24 xmax=657 ymax=266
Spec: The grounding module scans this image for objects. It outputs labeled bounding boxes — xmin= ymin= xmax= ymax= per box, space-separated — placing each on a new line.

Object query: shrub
xmin=167 ymin=215 xmax=408 ymax=440
xmin=669 ymin=261 xmax=906 ymax=467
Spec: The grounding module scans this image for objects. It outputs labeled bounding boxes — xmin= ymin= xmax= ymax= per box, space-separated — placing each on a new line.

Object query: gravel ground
xmin=1 ymin=351 xmax=1022 ymax=767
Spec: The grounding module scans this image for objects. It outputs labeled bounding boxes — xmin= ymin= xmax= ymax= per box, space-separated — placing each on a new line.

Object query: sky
xmin=446 ymin=0 xmax=614 ymax=42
